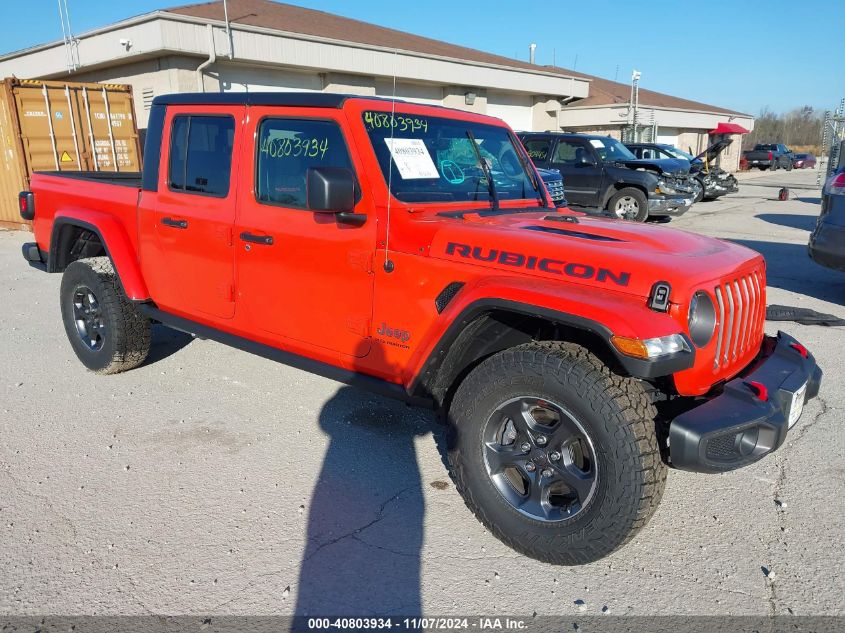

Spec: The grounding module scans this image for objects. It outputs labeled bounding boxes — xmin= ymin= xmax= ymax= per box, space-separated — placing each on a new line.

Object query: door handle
xmin=239 ymin=232 xmax=274 ymax=246
xmin=161 ymin=217 xmax=188 ymax=229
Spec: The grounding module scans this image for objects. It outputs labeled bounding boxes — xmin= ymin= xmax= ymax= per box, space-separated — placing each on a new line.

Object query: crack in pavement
xmin=301 ymin=485 xmax=420 ymax=564
xmin=764 ymin=394 xmax=830 ymax=615
xmin=0 ymin=467 xmax=157 ymax=615
xmin=206 ymin=486 xmax=422 ymax=613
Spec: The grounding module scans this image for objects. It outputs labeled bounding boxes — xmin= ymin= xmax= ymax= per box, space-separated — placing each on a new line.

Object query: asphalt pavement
xmin=1 ymin=167 xmax=842 ymax=617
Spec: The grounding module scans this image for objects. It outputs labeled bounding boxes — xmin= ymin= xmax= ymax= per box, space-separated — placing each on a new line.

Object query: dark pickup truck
xmin=519 ymin=132 xmax=696 ymax=222
xmin=745 ymin=144 xmax=794 ymax=171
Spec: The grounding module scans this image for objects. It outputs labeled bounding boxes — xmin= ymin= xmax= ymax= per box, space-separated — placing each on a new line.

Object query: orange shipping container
xmin=0 ymin=77 xmax=141 ymax=230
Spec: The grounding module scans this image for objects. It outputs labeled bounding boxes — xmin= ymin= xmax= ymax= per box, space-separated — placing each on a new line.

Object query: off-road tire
xmin=447 ymin=341 xmax=666 ymax=565
xmin=607 ymin=187 xmax=649 ymax=222
xmin=60 ymin=256 xmax=151 ymax=374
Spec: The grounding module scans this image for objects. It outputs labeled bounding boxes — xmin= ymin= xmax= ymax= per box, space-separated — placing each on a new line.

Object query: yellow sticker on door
xmin=60 ymin=151 xmax=73 ymax=163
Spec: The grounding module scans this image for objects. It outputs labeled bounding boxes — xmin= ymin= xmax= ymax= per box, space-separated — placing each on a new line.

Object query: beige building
xmin=0 ymin=0 xmax=752 ymax=171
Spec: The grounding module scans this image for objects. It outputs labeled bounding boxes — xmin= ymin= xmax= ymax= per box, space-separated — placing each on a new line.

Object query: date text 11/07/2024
xmin=305 ymin=617 xmax=528 ymax=630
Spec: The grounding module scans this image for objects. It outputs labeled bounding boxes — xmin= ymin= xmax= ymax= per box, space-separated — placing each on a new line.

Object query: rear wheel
xmin=607 ymin=187 xmax=648 ymax=222
xmin=447 ymin=342 xmax=666 ymax=565
xmin=60 ymin=257 xmax=151 ymax=374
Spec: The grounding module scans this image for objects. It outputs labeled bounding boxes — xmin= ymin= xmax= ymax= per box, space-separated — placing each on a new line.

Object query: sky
xmin=3 ymin=0 xmax=840 ymax=115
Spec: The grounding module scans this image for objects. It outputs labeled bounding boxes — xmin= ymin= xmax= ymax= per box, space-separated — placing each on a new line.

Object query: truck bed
xmin=34 ymin=171 xmax=142 ymax=188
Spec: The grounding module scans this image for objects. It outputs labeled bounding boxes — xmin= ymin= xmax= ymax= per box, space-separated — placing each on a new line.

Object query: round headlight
xmin=688 ymin=291 xmax=716 ymax=348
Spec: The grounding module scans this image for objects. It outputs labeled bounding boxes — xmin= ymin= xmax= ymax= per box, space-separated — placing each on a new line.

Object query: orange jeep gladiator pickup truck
xmin=19 ymin=93 xmax=821 ymax=564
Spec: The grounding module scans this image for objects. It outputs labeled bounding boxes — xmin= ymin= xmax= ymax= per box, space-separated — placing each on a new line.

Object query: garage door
xmin=219 ymin=67 xmax=322 ymax=93
xmin=486 ymin=93 xmax=533 ymax=131
xmin=376 ymin=81 xmax=443 ymax=105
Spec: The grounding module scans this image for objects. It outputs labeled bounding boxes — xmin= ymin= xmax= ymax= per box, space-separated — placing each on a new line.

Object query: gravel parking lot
xmin=1 ymin=168 xmax=843 ymax=617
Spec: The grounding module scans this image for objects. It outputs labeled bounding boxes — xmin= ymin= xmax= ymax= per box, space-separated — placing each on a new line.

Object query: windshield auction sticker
xmin=384 ymin=138 xmax=439 ymax=179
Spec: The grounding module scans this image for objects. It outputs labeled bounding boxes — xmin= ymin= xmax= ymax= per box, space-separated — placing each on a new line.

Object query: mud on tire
xmin=447 ymin=341 xmax=666 ymax=565
xmin=60 ymin=256 xmax=151 ymax=374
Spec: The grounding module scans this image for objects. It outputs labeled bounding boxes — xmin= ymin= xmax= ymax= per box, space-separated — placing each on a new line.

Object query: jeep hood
xmin=428 ymin=211 xmax=762 ymax=301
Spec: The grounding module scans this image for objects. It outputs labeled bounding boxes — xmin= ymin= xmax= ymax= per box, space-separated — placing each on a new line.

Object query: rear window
xmin=168 ymin=115 xmax=235 ymax=196
xmin=522 ymin=138 xmax=551 ymax=161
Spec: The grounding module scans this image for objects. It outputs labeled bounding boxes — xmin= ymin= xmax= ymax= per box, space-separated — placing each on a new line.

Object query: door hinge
xmin=216 ymin=225 xmax=234 ymax=246
xmin=346 ymin=316 xmax=370 ymax=338
xmin=347 ymin=250 xmax=374 ymax=273
xmin=217 ymin=283 xmax=235 ymax=303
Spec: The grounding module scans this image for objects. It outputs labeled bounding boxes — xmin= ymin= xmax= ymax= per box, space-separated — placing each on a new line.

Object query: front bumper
xmin=809 ymin=221 xmax=845 ymax=272
xmin=648 ymin=194 xmax=694 ymax=217
xmin=669 ymin=332 xmax=822 ymax=473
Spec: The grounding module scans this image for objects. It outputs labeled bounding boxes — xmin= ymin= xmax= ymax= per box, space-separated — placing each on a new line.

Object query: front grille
xmin=545 ymin=179 xmax=566 ymax=203
xmin=663 ymin=175 xmax=698 ymax=196
xmin=712 ymin=266 xmax=766 ymax=371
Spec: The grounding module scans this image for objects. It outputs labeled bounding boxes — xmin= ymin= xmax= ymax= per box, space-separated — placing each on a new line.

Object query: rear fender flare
xmin=50 ymin=212 xmax=150 ymax=300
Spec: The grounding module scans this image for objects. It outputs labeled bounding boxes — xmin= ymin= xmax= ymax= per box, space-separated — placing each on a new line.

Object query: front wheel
xmin=60 ymin=257 xmax=151 ymax=374
xmin=693 ymin=178 xmax=705 ymax=203
xmin=447 ymin=342 xmax=666 ymax=565
xmin=607 ymin=187 xmax=649 ymax=222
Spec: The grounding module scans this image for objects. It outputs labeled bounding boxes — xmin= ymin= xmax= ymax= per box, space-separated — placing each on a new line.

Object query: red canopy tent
xmin=709 ymin=122 xmax=750 ymax=135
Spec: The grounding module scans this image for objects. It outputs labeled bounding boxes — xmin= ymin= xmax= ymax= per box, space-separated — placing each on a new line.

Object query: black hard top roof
xmin=151 ymin=92 xmax=406 ymax=108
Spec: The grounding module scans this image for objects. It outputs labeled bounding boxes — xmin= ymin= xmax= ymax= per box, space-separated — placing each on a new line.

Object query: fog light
xmin=738 ymin=428 xmax=759 ymax=456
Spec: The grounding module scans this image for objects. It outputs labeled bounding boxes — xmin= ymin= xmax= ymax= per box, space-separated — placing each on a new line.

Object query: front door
xmin=549 ymin=139 xmax=603 ymax=208
xmin=143 ymin=106 xmax=243 ymax=320
xmin=234 ymin=109 xmax=376 ymax=358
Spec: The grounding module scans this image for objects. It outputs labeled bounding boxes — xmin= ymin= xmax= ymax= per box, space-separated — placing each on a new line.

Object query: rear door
xmin=233 ymin=108 xmax=377 ymax=358
xmin=141 ymin=106 xmax=243 ymax=320
xmin=549 ymin=138 xmax=603 ymax=207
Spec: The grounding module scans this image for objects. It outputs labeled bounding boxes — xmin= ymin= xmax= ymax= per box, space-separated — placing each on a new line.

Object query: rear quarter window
xmin=522 ymin=138 xmax=551 ymax=161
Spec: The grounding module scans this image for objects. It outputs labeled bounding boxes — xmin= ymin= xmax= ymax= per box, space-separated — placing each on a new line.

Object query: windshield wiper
xmin=466 ymin=130 xmax=498 ymax=213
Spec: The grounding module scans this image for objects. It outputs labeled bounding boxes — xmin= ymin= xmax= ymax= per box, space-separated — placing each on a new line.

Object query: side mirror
xmin=306 ymin=167 xmax=365 ymax=225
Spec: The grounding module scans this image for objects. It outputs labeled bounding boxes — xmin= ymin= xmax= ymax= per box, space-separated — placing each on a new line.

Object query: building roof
xmin=167 ymin=0 xmax=569 ymax=77
xmin=547 ymin=67 xmax=749 ymax=117
xmin=169 ymin=1 xmax=749 ymax=118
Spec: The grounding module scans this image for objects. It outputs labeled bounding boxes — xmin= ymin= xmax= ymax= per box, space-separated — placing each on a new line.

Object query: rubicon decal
xmin=445 ymin=242 xmax=631 ymax=287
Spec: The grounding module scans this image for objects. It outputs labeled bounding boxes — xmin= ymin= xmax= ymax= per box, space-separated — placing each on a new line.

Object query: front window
xmin=255 ymin=118 xmax=352 ymax=209
xmin=362 ymin=111 xmax=541 ymax=204
xmin=589 ymin=137 xmax=637 ymax=162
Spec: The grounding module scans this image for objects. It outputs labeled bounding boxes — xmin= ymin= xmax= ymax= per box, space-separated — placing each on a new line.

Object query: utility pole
xmin=630 ymin=70 xmax=641 ymax=141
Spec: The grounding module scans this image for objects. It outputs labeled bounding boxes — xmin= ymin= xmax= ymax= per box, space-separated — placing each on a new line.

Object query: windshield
xmin=591 ymin=137 xmax=637 ymax=162
xmin=362 ymin=111 xmax=541 ymax=204
xmin=660 ymin=145 xmax=695 ymax=161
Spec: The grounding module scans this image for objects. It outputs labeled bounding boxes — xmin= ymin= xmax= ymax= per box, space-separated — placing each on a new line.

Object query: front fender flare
xmin=406 ymin=276 xmax=693 ymax=398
